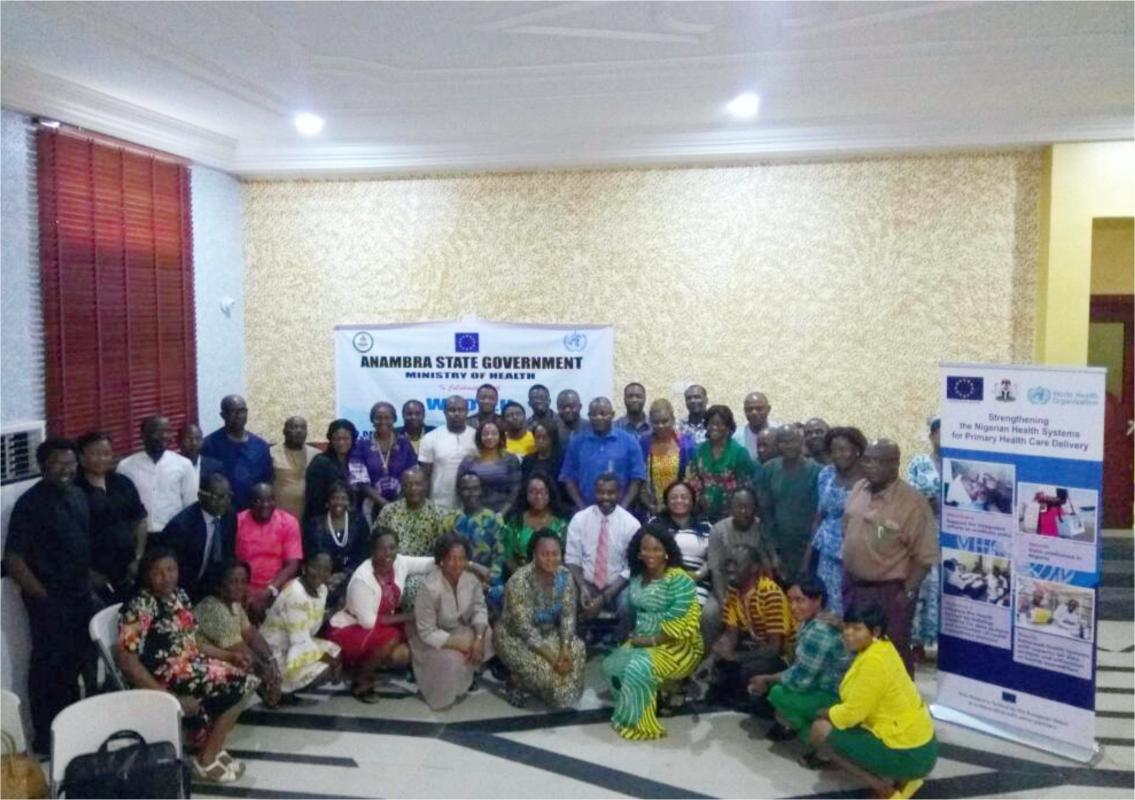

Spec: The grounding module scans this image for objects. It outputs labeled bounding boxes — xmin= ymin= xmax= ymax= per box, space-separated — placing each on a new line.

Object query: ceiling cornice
xmin=1 ymin=63 xmax=236 ymax=169
xmin=230 ymin=120 xmax=1131 ymax=179
xmin=3 ymin=62 xmax=1131 ymax=180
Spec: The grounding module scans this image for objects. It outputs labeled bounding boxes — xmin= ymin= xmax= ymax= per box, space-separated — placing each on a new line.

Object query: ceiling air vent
xmin=1 ymin=422 xmax=45 ymax=484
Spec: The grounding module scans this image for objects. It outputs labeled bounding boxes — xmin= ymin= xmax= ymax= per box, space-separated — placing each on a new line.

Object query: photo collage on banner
xmin=335 ymin=319 xmax=614 ymax=435
xmin=933 ymin=363 xmax=1106 ymax=763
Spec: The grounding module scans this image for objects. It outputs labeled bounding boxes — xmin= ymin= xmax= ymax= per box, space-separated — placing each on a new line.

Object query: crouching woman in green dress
xmin=808 ymin=601 xmax=938 ymax=800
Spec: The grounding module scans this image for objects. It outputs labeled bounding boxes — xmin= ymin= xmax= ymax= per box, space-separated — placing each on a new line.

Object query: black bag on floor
xmin=59 ymin=730 xmax=189 ymax=798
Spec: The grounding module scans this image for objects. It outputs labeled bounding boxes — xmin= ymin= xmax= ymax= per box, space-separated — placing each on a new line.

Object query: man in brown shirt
xmin=841 ymin=439 xmax=937 ymax=675
xmin=269 ymin=416 xmax=321 ymax=520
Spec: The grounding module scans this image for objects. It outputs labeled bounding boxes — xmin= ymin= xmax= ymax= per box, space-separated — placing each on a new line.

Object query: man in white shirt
xmin=565 ymin=473 xmax=640 ymax=640
xmin=117 ymin=415 xmax=197 ymax=534
xmin=732 ymin=391 xmax=782 ymax=462
xmin=1053 ymin=598 xmax=1084 ymax=637
xmin=418 ymin=395 xmax=476 ymax=511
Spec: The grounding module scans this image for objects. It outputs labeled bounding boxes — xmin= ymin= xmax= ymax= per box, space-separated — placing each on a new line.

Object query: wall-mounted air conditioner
xmin=1 ymin=421 xmax=45 ymax=484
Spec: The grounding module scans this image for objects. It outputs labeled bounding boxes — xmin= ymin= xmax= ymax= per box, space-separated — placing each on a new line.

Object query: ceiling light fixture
xmin=293 ymin=112 xmax=324 ymax=136
xmin=35 ymin=117 xmax=62 ymax=129
xmin=725 ymin=93 xmax=760 ymax=120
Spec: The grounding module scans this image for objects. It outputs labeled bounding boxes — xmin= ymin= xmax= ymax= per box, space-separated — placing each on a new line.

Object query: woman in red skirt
xmin=325 ymin=526 xmax=435 ymax=702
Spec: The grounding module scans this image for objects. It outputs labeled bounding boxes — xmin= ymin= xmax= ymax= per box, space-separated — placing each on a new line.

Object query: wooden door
xmin=1089 ymin=295 xmax=1133 ymax=528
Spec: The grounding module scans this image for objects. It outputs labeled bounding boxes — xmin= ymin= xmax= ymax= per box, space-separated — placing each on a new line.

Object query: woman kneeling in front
xmin=495 ymin=528 xmax=586 ymax=709
xmin=808 ymin=602 xmax=938 ymax=800
xmin=408 ymin=533 xmax=493 ymax=710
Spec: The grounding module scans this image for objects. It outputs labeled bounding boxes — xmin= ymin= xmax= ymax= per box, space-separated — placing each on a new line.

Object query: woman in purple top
xmin=457 ymin=420 xmax=521 ymax=514
xmin=350 ymin=402 xmax=418 ymax=522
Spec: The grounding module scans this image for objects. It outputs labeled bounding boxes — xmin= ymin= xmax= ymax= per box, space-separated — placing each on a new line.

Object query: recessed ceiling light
xmin=293 ymin=112 xmax=324 ymax=136
xmin=725 ymin=93 xmax=760 ymax=120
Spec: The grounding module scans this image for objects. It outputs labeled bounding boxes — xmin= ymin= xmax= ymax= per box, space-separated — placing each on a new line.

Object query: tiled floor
xmin=197 ymin=619 xmax=1134 ymax=800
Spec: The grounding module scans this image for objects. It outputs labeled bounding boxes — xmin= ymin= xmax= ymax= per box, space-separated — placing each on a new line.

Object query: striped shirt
xmin=723 ymin=575 xmax=795 ymax=658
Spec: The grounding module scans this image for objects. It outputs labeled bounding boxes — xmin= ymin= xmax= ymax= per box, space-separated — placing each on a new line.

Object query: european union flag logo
xmin=455 ymin=332 xmax=479 ymax=353
xmin=1001 ymin=692 xmax=1017 ymax=704
xmin=946 ymin=376 xmax=984 ymax=401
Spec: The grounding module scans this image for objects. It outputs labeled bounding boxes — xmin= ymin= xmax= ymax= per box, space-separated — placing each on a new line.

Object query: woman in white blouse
xmin=326 ymin=527 xmax=435 ymax=703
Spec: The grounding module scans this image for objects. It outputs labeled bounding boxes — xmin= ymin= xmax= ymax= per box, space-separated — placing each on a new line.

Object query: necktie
xmin=210 ymin=519 xmax=224 ymax=564
xmin=199 ymin=518 xmax=222 ymax=579
xmin=594 ymin=514 xmax=609 ymax=590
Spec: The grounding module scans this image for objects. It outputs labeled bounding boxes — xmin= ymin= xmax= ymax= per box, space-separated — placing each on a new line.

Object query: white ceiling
xmin=2 ymin=1 xmax=1132 ymax=178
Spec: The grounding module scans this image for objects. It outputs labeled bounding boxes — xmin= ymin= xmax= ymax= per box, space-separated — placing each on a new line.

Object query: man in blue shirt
xmin=201 ymin=394 xmax=273 ymax=511
xmin=560 ymin=396 xmax=645 ymax=512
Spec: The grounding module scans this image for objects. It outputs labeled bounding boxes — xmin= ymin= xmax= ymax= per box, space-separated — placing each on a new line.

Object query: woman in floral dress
xmin=804 ymin=427 xmax=867 ymax=614
xmin=495 ymin=530 xmax=586 ymax=709
xmin=687 ymin=405 xmax=757 ymax=522
xmin=117 ymin=547 xmax=259 ymax=784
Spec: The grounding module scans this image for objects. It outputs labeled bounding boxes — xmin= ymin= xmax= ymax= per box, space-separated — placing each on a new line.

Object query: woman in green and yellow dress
xmin=602 ymin=522 xmax=704 ymax=740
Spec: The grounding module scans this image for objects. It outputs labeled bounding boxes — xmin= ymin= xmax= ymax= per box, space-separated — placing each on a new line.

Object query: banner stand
xmin=934 ymin=361 xmax=1105 ymax=765
xmin=930 ymin=704 xmax=1099 ymax=765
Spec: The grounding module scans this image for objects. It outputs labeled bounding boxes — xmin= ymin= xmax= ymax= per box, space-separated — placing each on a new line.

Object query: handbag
xmin=59 ymin=730 xmax=188 ymax=799
xmin=1 ymin=731 xmax=47 ymax=799
xmin=1058 ymin=504 xmax=1086 ymax=538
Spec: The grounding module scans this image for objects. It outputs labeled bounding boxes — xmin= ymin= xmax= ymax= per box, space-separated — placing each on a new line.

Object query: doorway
xmin=1088 ymin=218 xmax=1134 ymax=529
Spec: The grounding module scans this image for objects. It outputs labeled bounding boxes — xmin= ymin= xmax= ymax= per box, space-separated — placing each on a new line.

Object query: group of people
xmin=4 ymin=381 xmax=943 ymax=798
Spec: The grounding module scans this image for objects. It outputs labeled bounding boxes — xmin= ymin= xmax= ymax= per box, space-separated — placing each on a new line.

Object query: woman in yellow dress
xmin=602 ymin=522 xmax=704 ymax=740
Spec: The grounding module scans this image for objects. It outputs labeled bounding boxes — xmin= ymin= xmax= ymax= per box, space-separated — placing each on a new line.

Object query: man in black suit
xmin=158 ymin=471 xmax=237 ymax=601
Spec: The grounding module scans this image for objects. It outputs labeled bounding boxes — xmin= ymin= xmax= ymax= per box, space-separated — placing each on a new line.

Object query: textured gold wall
xmin=243 ymin=152 xmax=1041 ymax=462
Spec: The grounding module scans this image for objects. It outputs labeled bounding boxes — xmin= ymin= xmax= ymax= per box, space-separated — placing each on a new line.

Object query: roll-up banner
xmin=335 ymin=319 xmax=614 ymax=437
xmin=932 ymin=362 xmax=1106 ymax=763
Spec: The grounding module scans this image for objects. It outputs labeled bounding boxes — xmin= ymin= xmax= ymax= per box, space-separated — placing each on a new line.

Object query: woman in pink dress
xmin=1034 ymin=491 xmax=1063 ymax=537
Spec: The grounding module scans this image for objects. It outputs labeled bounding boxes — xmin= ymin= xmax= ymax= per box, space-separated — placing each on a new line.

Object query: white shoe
xmin=193 ymin=756 xmax=238 ymax=783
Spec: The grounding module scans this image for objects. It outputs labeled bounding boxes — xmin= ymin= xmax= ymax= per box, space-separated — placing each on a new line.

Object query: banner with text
xmin=335 ymin=320 xmax=614 ymax=437
xmin=932 ymin=362 xmax=1105 ymax=762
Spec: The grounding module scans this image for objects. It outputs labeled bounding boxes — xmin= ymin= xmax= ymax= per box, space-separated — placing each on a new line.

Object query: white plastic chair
xmin=88 ymin=603 xmax=126 ymax=691
xmin=50 ymin=690 xmax=183 ymax=797
xmin=1 ymin=688 xmax=27 ymax=753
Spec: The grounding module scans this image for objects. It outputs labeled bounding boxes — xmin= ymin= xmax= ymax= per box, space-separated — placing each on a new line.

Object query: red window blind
xmin=37 ymin=128 xmax=197 ymax=453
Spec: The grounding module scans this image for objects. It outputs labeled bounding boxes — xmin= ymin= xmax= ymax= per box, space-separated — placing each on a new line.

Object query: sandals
xmin=797 ymin=750 xmax=831 ymax=770
xmin=193 ymin=756 xmax=238 ymax=784
xmin=217 ymin=750 xmax=245 ymax=778
xmin=352 ymin=686 xmax=382 ymax=704
xmin=656 ymin=687 xmax=686 ymax=718
xmin=894 ymin=778 xmax=924 ymax=799
xmin=766 ymin=722 xmax=796 ymax=741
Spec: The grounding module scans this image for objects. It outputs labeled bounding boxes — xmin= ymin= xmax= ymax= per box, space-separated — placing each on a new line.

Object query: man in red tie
xmin=564 ymin=473 xmax=641 ymax=642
